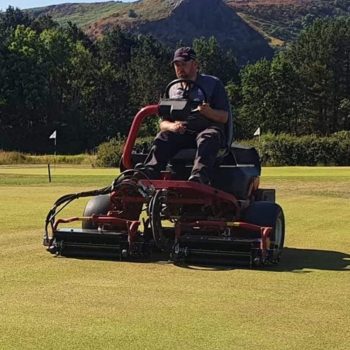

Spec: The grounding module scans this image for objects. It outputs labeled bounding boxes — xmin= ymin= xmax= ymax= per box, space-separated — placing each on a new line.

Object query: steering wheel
xmin=164 ymin=79 xmax=207 ymax=103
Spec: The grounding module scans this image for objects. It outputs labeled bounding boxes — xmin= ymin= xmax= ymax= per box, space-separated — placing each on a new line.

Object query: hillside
xmin=26 ymin=0 xmax=350 ymax=63
xmin=126 ymin=0 xmax=274 ymax=64
xmin=29 ymin=0 xmax=175 ymax=29
xmin=227 ymin=0 xmax=350 ymax=42
xmin=29 ymin=0 xmax=274 ymax=64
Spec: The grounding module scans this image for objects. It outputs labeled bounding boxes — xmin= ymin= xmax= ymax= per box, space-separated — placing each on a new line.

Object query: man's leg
xmin=189 ymin=128 xmax=222 ymax=185
xmin=142 ymin=131 xmax=194 ymax=179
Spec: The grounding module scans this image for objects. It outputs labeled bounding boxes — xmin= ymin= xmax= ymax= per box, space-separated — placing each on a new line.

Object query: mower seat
xmin=212 ymin=145 xmax=261 ymax=199
xmin=170 ymin=144 xmax=261 ymax=200
xmin=170 ymin=146 xmax=229 ymax=163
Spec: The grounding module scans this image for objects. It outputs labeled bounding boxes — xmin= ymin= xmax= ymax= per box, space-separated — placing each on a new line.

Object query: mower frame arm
xmin=121 ymin=105 xmax=159 ymax=169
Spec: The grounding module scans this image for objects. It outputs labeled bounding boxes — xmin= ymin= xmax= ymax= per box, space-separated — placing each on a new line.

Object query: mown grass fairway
xmin=0 ymin=166 xmax=349 ymax=350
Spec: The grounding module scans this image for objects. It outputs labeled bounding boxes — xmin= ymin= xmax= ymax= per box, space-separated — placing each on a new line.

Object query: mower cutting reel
xmin=43 ymin=79 xmax=285 ymax=267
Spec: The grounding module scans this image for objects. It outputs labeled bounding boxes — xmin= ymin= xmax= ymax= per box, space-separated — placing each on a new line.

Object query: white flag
xmin=49 ymin=130 xmax=56 ymax=139
xmin=253 ymin=127 xmax=261 ymax=136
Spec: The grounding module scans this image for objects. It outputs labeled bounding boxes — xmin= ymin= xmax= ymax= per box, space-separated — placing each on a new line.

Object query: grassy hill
xmin=25 ymin=0 xmax=350 ymax=55
xmin=26 ymin=0 xmax=350 ymax=44
xmin=29 ymin=0 xmax=174 ymax=32
xmin=227 ymin=0 xmax=350 ymax=43
xmin=28 ymin=0 xmax=274 ymax=65
xmin=29 ymin=1 xmax=131 ymax=28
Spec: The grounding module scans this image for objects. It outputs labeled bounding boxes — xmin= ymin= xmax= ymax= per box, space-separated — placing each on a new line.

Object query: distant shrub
xmin=128 ymin=9 xmax=137 ymax=18
xmin=95 ymin=132 xmax=350 ymax=168
xmin=133 ymin=136 xmax=154 ymax=154
xmin=95 ymin=138 xmax=125 ymax=168
xmin=0 ymin=151 xmax=26 ymax=165
xmin=3 ymin=132 xmax=347 ymax=167
xmin=95 ymin=136 xmax=154 ymax=168
xmin=254 ymin=131 xmax=350 ymax=166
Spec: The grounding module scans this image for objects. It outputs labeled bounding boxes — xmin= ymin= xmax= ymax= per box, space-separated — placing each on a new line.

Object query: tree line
xmin=0 ymin=7 xmax=349 ymax=153
xmin=235 ymin=17 xmax=350 ymax=138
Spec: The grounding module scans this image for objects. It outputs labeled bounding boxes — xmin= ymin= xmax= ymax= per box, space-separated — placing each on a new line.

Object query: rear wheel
xmin=243 ymin=201 xmax=285 ymax=263
xmin=82 ymin=194 xmax=111 ymax=229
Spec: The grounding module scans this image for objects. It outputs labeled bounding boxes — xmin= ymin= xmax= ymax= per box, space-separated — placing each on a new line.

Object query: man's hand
xmin=198 ymin=102 xmax=228 ymax=124
xmin=160 ymin=120 xmax=186 ymax=134
xmin=197 ymin=102 xmax=212 ymax=117
xmin=171 ymin=121 xmax=187 ymax=134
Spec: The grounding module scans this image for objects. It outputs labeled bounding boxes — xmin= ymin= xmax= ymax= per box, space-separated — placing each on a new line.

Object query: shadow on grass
xmin=54 ymin=247 xmax=349 ymax=272
xmin=271 ymin=247 xmax=350 ymax=272
xmin=174 ymin=247 xmax=350 ymax=272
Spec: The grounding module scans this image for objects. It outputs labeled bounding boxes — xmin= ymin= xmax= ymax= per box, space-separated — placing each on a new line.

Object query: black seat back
xmin=225 ymin=105 xmax=234 ymax=149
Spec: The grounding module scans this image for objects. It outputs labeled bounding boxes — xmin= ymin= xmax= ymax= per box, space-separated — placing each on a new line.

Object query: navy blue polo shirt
xmin=167 ymin=74 xmax=230 ymax=135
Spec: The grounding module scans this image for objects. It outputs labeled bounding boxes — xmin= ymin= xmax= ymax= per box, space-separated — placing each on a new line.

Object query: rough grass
xmin=0 ymin=151 xmax=95 ymax=166
xmin=29 ymin=2 xmax=128 ymax=28
xmin=236 ymin=11 xmax=285 ymax=47
xmin=0 ymin=166 xmax=349 ymax=350
xmin=29 ymin=0 xmax=173 ymax=29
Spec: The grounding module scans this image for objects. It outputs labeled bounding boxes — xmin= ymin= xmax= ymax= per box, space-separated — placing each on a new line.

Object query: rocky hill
xmin=26 ymin=0 xmax=350 ymax=64
xmin=30 ymin=0 xmax=274 ymax=65
xmin=129 ymin=0 xmax=274 ymax=64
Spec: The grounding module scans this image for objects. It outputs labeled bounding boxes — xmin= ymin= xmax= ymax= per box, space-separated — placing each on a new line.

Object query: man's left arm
xmin=198 ymin=103 xmax=228 ymax=124
xmin=198 ymin=79 xmax=229 ymax=124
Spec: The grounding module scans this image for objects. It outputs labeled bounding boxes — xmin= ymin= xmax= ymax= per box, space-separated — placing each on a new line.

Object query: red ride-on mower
xmin=43 ymin=79 xmax=285 ymax=267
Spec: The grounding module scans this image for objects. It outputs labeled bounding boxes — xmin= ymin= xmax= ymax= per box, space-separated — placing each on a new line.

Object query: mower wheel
xmin=243 ymin=201 xmax=285 ymax=263
xmin=82 ymin=194 xmax=111 ymax=229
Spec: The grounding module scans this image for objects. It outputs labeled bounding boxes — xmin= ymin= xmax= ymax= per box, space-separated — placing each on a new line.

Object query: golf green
xmin=0 ymin=166 xmax=349 ymax=350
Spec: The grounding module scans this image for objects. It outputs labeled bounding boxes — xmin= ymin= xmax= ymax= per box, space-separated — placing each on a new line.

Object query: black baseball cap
xmin=172 ymin=47 xmax=197 ymax=63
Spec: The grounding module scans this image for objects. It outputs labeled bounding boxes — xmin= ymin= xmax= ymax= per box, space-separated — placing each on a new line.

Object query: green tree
xmin=238 ymin=59 xmax=273 ymax=138
xmin=64 ymin=21 xmax=93 ymax=50
xmin=0 ymin=6 xmax=31 ymax=30
xmin=268 ymin=53 xmax=305 ymax=134
xmin=238 ymin=17 xmax=350 ymax=137
xmin=98 ymin=27 xmax=135 ymax=70
xmin=0 ymin=23 xmax=95 ymax=152
xmin=127 ymin=35 xmax=173 ymax=135
xmin=0 ymin=25 xmax=48 ymax=150
xmin=84 ymin=28 xmax=136 ymax=145
xmin=193 ymin=36 xmax=239 ymax=84
xmin=31 ymin=15 xmax=58 ymax=33
xmin=82 ymin=63 xmax=131 ymax=148
xmin=284 ymin=17 xmax=350 ymax=134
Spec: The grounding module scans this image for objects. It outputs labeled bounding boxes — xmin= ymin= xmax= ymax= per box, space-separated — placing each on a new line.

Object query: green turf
xmin=0 ymin=166 xmax=349 ymax=350
xmin=0 ymin=165 xmax=117 ymax=186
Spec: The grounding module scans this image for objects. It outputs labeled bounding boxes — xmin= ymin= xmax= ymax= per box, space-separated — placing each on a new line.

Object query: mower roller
xmin=43 ymin=79 xmax=285 ymax=267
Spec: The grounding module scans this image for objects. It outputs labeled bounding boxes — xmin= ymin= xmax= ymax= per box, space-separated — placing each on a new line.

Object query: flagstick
xmin=253 ymin=127 xmax=261 ymax=153
xmin=48 ymin=163 xmax=52 ymax=183
xmin=54 ymin=136 xmax=57 ymax=170
xmin=48 ymin=130 xmax=57 ymax=180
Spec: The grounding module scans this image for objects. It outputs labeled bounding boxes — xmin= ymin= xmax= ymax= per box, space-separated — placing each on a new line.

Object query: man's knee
xmin=196 ymin=128 xmax=222 ymax=147
xmin=154 ymin=131 xmax=171 ymax=143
